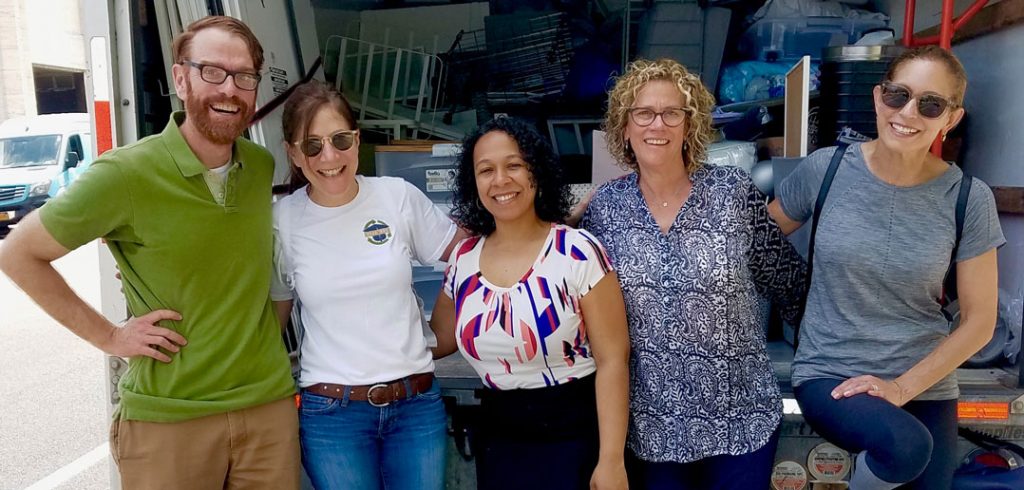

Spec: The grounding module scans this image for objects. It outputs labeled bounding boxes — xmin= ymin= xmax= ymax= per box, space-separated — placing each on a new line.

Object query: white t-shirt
xmin=272 ymin=175 xmax=457 ymax=386
xmin=442 ymin=224 xmax=613 ymax=390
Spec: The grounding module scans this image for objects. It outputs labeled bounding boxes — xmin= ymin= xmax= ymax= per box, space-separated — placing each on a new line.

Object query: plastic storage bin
xmin=740 ymin=17 xmax=889 ymax=62
xmin=374 ymin=144 xmax=459 ymax=205
xmin=706 ymin=140 xmax=758 ymax=173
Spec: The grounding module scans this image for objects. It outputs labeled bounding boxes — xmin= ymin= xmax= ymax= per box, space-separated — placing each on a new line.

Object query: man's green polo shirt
xmin=40 ymin=112 xmax=295 ymax=423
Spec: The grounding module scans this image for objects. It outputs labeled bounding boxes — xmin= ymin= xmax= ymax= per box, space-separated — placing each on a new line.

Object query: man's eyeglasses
xmin=180 ymin=60 xmax=261 ymax=91
xmin=879 ymin=81 xmax=958 ymax=119
xmin=294 ymin=130 xmax=358 ymax=157
xmin=628 ymin=107 xmax=687 ymax=127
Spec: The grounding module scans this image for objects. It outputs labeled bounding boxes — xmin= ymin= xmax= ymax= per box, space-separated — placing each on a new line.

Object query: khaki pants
xmin=109 ymin=396 xmax=300 ymax=490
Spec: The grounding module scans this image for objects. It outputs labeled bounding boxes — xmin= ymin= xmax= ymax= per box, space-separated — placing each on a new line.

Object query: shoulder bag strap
xmin=940 ymin=173 xmax=972 ymax=320
xmin=794 ymin=143 xmax=848 ymax=350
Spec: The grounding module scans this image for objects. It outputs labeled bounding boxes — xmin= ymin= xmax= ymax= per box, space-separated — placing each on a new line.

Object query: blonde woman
xmin=580 ymin=58 xmax=806 ymax=489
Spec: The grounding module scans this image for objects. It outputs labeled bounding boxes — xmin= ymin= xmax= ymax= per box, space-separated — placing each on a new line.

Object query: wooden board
xmin=992 ymin=186 xmax=1024 ymax=214
xmin=784 ymin=56 xmax=811 ymax=158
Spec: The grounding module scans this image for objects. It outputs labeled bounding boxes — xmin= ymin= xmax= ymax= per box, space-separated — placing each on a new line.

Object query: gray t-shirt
xmin=777 ymin=143 xmax=1005 ymax=400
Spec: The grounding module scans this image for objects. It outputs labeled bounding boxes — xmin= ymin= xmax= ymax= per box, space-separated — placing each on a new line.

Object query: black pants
xmin=795 ymin=378 xmax=959 ymax=489
xmin=627 ymin=425 xmax=781 ymax=490
xmin=473 ymin=375 xmax=600 ymax=490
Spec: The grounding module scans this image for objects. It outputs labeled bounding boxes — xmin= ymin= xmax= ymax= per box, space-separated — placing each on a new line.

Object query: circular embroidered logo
xmin=363 ymin=220 xmax=392 ymax=245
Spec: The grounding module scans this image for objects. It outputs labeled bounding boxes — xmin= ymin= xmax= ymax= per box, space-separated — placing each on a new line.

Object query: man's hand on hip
xmin=104 ymin=310 xmax=187 ymax=362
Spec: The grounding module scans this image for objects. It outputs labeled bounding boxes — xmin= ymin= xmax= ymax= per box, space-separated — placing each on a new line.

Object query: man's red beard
xmin=183 ymin=78 xmax=254 ymax=145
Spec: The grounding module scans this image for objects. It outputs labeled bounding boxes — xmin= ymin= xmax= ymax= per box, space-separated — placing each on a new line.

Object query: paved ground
xmin=0 ymin=236 xmax=112 ymax=490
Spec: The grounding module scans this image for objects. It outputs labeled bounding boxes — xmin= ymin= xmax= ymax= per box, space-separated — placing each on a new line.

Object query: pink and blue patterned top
xmin=443 ymin=223 xmax=614 ymax=390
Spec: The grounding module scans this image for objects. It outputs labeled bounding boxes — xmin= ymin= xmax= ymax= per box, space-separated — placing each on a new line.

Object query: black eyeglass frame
xmin=293 ymin=130 xmax=359 ymax=157
xmin=878 ymin=81 xmax=959 ymax=119
xmin=180 ymin=60 xmax=262 ymax=91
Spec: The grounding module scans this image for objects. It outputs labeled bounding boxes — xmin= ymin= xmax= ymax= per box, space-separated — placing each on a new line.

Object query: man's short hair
xmin=171 ymin=16 xmax=264 ymax=72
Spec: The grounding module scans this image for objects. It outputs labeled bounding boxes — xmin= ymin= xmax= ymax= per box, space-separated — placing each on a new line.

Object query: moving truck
xmin=81 ymin=1 xmax=1024 ymax=488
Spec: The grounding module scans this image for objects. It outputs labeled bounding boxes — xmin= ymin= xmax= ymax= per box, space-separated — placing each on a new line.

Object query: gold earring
xmin=942 ymin=132 xmax=948 ymax=142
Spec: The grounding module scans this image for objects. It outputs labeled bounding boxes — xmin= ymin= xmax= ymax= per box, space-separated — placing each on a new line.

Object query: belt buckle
xmin=367 ymin=383 xmax=391 ymax=407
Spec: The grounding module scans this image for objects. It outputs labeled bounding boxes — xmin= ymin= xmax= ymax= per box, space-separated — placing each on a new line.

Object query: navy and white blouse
xmin=580 ymin=165 xmax=806 ymax=463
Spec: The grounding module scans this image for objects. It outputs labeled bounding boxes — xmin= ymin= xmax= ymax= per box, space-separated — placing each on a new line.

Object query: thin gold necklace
xmin=640 ymin=176 xmax=685 ymax=208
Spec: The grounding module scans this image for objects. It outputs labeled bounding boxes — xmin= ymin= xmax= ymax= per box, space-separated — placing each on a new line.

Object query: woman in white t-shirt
xmin=271 ymin=81 xmax=465 ymax=490
xmin=430 ymin=117 xmax=631 ymax=490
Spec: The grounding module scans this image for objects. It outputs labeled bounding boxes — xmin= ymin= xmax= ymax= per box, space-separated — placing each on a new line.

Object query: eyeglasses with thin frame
xmin=294 ymin=130 xmax=358 ymax=157
xmin=628 ymin=107 xmax=687 ymax=127
xmin=879 ymin=81 xmax=958 ymax=119
xmin=180 ymin=60 xmax=261 ymax=91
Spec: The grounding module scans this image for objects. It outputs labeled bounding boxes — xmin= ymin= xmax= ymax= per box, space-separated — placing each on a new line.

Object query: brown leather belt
xmin=303 ymin=372 xmax=434 ymax=407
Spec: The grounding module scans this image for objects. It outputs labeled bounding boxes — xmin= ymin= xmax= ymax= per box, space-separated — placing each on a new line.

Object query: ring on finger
xmin=871 ymin=384 xmax=879 ymax=391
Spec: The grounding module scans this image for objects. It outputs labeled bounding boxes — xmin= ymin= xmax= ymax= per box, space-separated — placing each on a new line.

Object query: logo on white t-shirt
xmin=363 ymin=219 xmax=393 ymax=245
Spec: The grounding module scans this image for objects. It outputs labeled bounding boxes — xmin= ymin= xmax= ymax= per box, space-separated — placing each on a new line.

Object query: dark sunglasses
xmin=294 ymin=130 xmax=357 ymax=157
xmin=879 ymin=82 xmax=958 ymax=119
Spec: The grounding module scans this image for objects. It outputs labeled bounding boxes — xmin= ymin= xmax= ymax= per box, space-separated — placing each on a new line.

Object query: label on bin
xmin=807 ymin=443 xmax=850 ymax=481
xmin=425 ymin=169 xmax=455 ymax=193
xmin=772 ymin=461 xmax=808 ymax=490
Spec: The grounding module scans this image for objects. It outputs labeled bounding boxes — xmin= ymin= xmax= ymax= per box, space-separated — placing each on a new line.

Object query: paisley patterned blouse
xmin=580 ymin=165 xmax=806 ymax=463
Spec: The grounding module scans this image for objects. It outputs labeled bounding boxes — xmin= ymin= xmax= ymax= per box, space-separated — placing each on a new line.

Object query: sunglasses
xmin=879 ymin=82 xmax=958 ymax=119
xmin=294 ymin=130 xmax=357 ymax=157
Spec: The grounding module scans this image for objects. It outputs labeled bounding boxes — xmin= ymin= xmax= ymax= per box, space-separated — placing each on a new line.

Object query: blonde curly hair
xmin=604 ymin=58 xmax=716 ymax=174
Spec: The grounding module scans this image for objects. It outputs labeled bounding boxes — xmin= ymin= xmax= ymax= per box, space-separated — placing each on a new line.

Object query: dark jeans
xmin=795 ymin=378 xmax=958 ymax=489
xmin=627 ymin=425 xmax=781 ymax=490
xmin=473 ymin=375 xmax=600 ymax=490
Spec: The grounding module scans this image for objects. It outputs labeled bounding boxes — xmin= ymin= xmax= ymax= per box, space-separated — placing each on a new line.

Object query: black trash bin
xmin=818 ymin=45 xmax=905 ymax=143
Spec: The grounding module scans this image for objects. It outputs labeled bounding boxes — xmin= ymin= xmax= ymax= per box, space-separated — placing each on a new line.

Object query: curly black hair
xmin=450 ymin=117 xmax=572 ymax=236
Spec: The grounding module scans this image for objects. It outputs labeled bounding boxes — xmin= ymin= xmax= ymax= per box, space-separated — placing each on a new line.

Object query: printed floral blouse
xmin=581 ymin=165 xmax=806 ymax=463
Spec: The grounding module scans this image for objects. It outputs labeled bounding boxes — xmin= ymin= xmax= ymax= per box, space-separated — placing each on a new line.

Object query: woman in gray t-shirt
xmin=769 ymin=46 xmax=1004 ymax=490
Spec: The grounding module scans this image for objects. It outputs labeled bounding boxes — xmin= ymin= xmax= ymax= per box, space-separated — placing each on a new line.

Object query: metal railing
xmin=325 ymin=35 xmax=457 ymax=140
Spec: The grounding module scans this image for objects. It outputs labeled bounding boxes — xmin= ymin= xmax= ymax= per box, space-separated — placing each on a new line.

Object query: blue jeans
xmin=795 ymin=378 xmax=958 ymax=489
xmin=298 ymin=378 xmax=447 ymax=490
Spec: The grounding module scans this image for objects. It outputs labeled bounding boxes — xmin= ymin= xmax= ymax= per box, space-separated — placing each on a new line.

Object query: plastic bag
xmin=719 ymin=61 xmax=820 ymax=104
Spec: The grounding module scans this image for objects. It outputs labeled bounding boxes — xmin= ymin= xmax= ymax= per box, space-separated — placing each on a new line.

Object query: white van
xmin=0 ymin=113 xmax=93 ymax=231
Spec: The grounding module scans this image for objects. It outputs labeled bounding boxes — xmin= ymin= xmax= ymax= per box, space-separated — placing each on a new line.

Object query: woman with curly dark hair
xmin=448 ymin=116 xmax=573 ymax=235
xmin=431 ymin=117 xmax=631 ymax=490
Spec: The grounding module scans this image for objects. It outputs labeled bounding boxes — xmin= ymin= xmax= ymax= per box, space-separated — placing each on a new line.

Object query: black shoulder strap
xmin=794 ymin=143 xmax=848 ymax=350
xmin=953 ymin=173 xmax=972 ymax=260
xmin=941 ymin=173 xmax=973 ymax=316
xmin=250 ymin=56 xmax=323 ymax=125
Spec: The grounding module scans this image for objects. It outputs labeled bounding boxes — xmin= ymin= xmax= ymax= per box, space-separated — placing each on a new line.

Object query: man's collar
xmin=162 ymin=111 xmax=245 ymax=177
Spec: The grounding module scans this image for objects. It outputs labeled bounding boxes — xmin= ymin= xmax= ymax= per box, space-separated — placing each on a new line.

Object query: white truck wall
xmin=223 ymin=0 xmax=320 ymax=185
xmin=955 ymin=22 xmax=1024 ymax=186
xmin=953 ymin=22 xmax=1024 ymax=296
